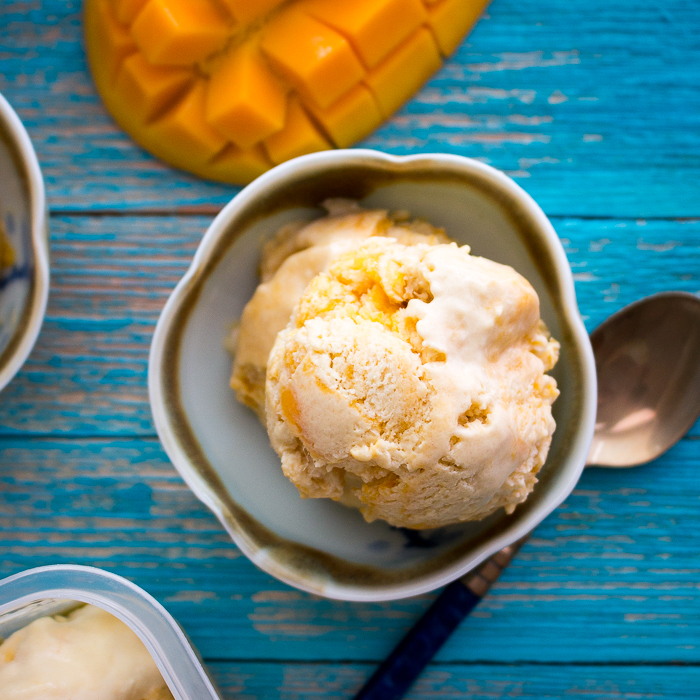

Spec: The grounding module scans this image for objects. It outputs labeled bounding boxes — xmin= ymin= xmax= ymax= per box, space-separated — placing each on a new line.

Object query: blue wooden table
xmin=1 ymin=1 xmax=699 ymax=697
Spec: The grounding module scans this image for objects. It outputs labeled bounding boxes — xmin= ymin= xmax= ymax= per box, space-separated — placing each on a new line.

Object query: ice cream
xmin=264 ymin=237 xmax=560 ymax=529
xmin=230 ymin=200 xmax=448 ymax=418
xmin=0 ymin=212 xmax=15 ymax=273
xmin=0 ymin=604 xmax=173 ymax=700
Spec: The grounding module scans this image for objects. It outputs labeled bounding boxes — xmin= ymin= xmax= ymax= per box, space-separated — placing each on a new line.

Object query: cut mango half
xmin=85 ymin=0 xmax=490 ymax=185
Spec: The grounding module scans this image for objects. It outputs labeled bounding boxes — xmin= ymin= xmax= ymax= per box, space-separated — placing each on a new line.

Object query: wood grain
xmin=0 ymin=214 xmax=697 ymax=436
xmin=1 ymin=435 xmax=699 ymax=664
xmin=2 ymin=0 xmax=699 ymax=692
xmin=1 ymin=0 xmax=699 ymax=216
xmin=206 ymin=663 xmax=700 ymax=700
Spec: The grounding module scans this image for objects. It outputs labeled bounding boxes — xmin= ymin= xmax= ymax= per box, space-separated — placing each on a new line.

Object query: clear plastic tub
xmin=0 ymin=565 xmax=222 ymax=700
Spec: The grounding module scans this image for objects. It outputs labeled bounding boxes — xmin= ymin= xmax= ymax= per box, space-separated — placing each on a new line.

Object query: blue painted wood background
xmin=1 ymin=0 xmax=699 ymax=697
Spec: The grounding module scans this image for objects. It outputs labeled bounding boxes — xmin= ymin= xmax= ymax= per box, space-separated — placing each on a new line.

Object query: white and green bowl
xmin=149 ymin=149 xmax=596 ymax=601
xmin=0 ymin=93 xmax=49 ymax=392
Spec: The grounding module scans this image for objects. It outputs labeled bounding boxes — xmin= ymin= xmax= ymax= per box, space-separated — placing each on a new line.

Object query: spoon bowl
xmin=587 ymin=292 xmax=700 ymax=467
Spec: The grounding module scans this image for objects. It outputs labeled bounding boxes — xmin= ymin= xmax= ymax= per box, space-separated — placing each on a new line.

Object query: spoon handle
xmin=354 ymin=536 xmax=529 ymax=700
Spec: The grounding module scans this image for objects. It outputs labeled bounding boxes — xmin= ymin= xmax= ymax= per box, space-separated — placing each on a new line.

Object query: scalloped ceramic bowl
xmin=0 ymin=93 xmax=49 ymax=392
xmin=149 ymin=150 xmax=596 ymax=601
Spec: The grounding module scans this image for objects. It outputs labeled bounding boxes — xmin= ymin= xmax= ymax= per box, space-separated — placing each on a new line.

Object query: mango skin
xmin=85 ymin=0 xmax=490 ymax=185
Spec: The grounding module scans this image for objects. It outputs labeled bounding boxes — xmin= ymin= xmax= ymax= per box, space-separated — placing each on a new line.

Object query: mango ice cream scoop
xmin=264 ymin=237 xmax=560 ymax=529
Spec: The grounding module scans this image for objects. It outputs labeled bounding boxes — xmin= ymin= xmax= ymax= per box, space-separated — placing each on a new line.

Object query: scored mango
xmin=206 ymin=42 xmax=288 ymax=149
xmin=131 ymin=0 xmax=230 ymax=66
xmin=116 ymin=53 xmax=194 ymax=122
xmin=264 ymin=96 xmax=332 ymax=165
xmin=86 ymin=0 xmax=491 ymax=185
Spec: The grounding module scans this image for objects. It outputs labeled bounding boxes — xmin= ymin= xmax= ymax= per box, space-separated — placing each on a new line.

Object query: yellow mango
xmin=152 ymin=80 xmax=227 ymax=163
xmin=110 ymin=0 xmax=149 ymax=24
xmin=365 ymin=28 xmax=441 ymax=117
xmin=93 ymin=0 xmax=137 ymax=83
xmin=264 ymin=97 xmax=332 ymax=164
xmin=305 ymin=0 xmax=427 ymax=69
xmin=219 ymin=0 xmax=286 ymax=26
xmin=206 ymin=43 xmax=288 ymax=149
xmin=208 ymin=144 xmax=273 ymax=184
xmin=131 ymin=0 xmax=229 ymax=66
xmin=261 ymin=11 xmax=365 ymax=109
xmin=427 ymin=0 xmax=490 ymax=56
xmin=116 ymin=53 xmax=194 ymax=122
xmin=85 ymin=0 xmax=488 ymax=184
xmin=305 ymin=84 xmax=382 ymax=148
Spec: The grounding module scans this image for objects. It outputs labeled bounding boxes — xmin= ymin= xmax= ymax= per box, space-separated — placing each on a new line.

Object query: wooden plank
xmin=1 ymin=214 xmax=697 ymax=436
xmin=206 ymin=662 xmax=700 ymax=699
xmin=1 ymin=435 xmax=699 ymax=663
xmin=1 ymin=0 xmax=699 ymax=216
xmin=1 ymin=0 xmax=695 ymax=686
xmin=558 ymin=217 xmax=700 ymax=332
xmin=0 ymin=215 xmax=202 ymax=434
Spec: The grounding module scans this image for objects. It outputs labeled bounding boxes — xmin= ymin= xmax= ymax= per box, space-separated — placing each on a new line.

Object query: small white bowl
xmin=149 ymin=150 xmax=596 ymax=601
xmin=0 ymin=93 xmax=49 ymax=392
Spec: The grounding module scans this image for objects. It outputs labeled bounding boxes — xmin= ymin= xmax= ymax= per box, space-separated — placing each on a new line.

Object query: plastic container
xmin=0 ymin=565 xmax=221 ymax=700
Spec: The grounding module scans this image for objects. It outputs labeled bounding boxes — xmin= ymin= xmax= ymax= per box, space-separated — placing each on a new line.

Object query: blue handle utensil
xmin=354 ymin=537 xmax=528 ymax=700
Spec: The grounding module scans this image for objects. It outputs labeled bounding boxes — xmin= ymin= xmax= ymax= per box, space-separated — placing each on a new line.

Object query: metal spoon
xmin=355 ymin=291 xmax=700 ymax=700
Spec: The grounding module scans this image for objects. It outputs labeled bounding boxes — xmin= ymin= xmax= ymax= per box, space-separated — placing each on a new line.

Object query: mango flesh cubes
xmin=85 ymin=0 xmax=490 ymax=185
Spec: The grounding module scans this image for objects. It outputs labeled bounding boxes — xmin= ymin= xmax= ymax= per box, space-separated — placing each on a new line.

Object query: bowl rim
xmin=0 ymin=92 xmax=50 ymax=393
xmin=149 ymin=149 xmax=597 ymax=601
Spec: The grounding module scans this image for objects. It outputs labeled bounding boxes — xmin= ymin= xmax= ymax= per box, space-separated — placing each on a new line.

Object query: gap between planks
xmin=200 ymin=658 xmax=700 ymax=667
xmin=47 ymin=210 xmax=700 ymax=222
